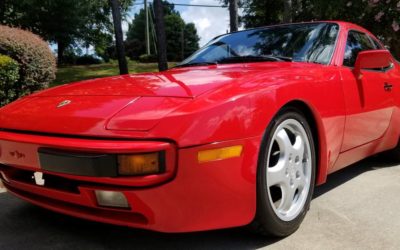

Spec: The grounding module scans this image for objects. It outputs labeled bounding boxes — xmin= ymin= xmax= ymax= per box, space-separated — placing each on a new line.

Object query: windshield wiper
xmin=174 ymin=55 xmax=292 ymax=68
xmin=218 ymin=55 xmax=292 ymax=64
xmin=266 ymin=55 xmax=293 ymax=62
xmin=174 ymin=62 xmax=218 ymax=68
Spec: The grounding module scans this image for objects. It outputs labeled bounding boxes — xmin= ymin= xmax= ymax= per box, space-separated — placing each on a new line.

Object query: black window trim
xmin=326 ymin=23 xmax=341 ymax=66
xmin=367 ymin=35 xmax=383 ymax=50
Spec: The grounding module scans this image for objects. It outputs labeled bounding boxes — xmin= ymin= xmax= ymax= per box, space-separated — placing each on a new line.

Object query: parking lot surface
xmin=1 ymin=157 xmax=399 ymax=250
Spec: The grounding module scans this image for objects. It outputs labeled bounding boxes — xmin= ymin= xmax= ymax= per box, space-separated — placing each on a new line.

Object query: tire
xmin=251 ymin=107 xmax=316 ymax=237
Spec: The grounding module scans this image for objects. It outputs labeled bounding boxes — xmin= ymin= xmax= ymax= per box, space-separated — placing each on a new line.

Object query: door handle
xmin=384 ymin=82 xmax=393 ymax=92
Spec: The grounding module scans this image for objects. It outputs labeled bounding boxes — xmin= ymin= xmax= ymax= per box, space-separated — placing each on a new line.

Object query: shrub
xmin=75 ymin=55 xmax=102 ymax=65
xmin=0 ymin=25 xmax=56 ymax=98
xmin=61 ymin=50 xmax=78 ymax=65
xmin=0 ymin=54 xmax=20 ymax=106
xmin=138 ymin=54 xmax=157 ymax=63
xmin=125 ymin=39 xmax=144 ymax=60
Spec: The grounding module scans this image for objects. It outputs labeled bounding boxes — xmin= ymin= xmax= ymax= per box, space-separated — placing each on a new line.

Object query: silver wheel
xmin=266 ymin=118 xmax=312 ymax=221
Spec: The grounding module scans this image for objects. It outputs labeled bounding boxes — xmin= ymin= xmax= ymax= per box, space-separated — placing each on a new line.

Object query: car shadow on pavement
xmin=313 ymin=156 xmax=399 ymax=199
xmin=0 ymin=157 xmax=398 ymax=250
xmin=0 ymin=194 xmax=278 ymax=249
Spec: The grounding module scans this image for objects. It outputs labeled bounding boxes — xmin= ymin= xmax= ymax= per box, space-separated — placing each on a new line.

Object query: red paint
xmin=0 ymin=21 xmax=399 ymax=232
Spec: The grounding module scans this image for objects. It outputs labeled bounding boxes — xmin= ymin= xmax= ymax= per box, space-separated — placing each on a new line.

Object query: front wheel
xmin=251 ymin=108 xmax=316 ymax=237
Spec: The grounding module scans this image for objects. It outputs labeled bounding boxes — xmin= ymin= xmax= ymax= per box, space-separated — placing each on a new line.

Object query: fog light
xmin=198 ymin=145 xmax=243 ymax=163
xmin=95 ymin=190 xmax=130 ymax=208
xmin=118 ymin=152 xmax=163 ymax=176
xmin=0 ymin=171 xmax=9 ymax=183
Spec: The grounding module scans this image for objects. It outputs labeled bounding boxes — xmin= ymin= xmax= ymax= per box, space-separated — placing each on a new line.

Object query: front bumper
xmin=0 ymin=130 xmax=260 ymax=232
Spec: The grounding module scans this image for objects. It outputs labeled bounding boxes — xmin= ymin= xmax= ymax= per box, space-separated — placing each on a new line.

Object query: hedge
xmin=75 ymin=55 xmax=102 ymax=65
xmin=138 ymin=54 xmax=157 ymax=63
xmin=0 ymin=54 xmax=20 ymax=106
xmin=0 ymin=25 xmax=56 ymax=99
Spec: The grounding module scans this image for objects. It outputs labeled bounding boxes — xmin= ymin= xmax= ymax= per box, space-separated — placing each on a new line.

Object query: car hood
xmin=0 ymin=63 xmax=318 ymax=135
xmin=0 ymin=95 xmax=191 ymax=134
xmin=30 ymin=62 xmax=296 ymax=98
xmin=33 ymin=69 xmax=241 ymax=98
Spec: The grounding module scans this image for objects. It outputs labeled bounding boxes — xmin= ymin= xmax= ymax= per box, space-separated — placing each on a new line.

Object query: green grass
xmin=52 ymin=60 xmax=176 ymax=87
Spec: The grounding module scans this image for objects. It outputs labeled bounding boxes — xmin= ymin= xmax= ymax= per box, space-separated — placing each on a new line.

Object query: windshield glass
xmin=179 ymin=22 xmax=339 ymax=66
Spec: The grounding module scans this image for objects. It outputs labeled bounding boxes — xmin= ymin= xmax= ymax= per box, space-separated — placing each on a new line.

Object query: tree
xmin=126 ymin=1 xmax=200 ymax=61
xmin=94 ymin=33 xmax=114 ymax=62
xmin=242 ymin=0 xmax=400 ymax=59
xmin=283 ymin=0 xmax=292 ymax=23
xmin=242 ymin=0 xmax=284 ymax=28
xmin=109 ymin=0 xmax=128 ymax=74
xmin=154 ymin=0 xmax=168 ymax=71
xmin=2 ymin=0 xmax=133 ymax=64
xmin=229 ymin=0 xmax=239 ymax=32
xmin=126 ymin=8 xmax=153 ymax=57
xmin=0 ymin=0 xmax=14 ymax=24
xmin=295 ymin=0 xmax=400 ymax=59
xmin=221 ymin=0 xmax=243 ymax=31
xmin=165 ymin=14 xmax=185 ymax=61
xmin=184 ymin=23 xmax=200 ymax=58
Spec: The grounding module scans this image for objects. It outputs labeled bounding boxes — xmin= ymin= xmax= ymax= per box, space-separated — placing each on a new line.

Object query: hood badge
xmin=57 ymin=100 xmax=71 ymax=108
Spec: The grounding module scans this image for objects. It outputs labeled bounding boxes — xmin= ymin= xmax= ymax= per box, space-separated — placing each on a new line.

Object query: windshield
xmin=179 ymin=22 xmax=339 ymax=67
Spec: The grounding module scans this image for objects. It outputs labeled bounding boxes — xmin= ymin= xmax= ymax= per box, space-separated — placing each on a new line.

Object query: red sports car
xmin=0 ymin=21 xmax=399 ymax=236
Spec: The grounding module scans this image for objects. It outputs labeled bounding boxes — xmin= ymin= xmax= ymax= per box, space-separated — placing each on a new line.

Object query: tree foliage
xmin=126 ymin=1 xmax=200 ymax=61
xmin=242 ymin=0 xmax=400 ymax=58
xmin=242 ymin=0 xmax=284 ymax=27
xmin=1 ymin=0 xmax=133 ymax=63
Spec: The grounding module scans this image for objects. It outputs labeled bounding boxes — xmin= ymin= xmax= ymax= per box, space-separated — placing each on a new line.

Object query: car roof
xmin=208 ymin=21 xmax=379 ymax=47
xmin=332 ymin=21 xmax=373 ymax=34
xmin=221 ymin=21 xmax=373 ymax=37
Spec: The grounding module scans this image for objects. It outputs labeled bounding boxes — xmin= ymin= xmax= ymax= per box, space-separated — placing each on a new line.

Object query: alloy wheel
xmin=266 ymin=119 xmax=312 ymax=221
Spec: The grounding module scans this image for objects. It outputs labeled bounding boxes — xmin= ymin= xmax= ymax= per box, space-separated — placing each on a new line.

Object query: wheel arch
xmin=251 ymin=98 xmax=327 ymax=236
xmin=278 ymin=100 xmax=329 ymax=185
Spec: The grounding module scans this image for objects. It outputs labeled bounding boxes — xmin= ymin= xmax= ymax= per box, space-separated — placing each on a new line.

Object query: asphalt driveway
xmin=1 ymin=157 xmax=399 ymax=250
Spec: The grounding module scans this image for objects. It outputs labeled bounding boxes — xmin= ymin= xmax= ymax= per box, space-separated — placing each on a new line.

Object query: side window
xmin=343 ymin=31 xmax=375 ymax=67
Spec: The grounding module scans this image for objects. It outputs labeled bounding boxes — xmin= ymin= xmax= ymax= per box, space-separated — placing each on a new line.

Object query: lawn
xmin=52 ymin=61 xmax=176 ymax=87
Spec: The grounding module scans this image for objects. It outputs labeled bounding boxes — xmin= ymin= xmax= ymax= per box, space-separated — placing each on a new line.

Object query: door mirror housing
xmin=354 ymin=50 xmax=393 ymax=79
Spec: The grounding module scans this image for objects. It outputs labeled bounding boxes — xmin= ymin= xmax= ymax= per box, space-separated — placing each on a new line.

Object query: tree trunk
xmin=109 ymin=0 xmax=129 ymax=75
xmin=57 ymin=40 xmax=66 ymax=65
xmin=181 ymin=27 xmax=184 ymax=61
xmin=153 ymin=0 xmax=168 ymax=71
xmin=283 ymin=0 xmax=292 ymax=23
xmin=229 ymin=0 xmax=239 ymax=32
xmin=144 ymin=0 xmax=150 ymax=55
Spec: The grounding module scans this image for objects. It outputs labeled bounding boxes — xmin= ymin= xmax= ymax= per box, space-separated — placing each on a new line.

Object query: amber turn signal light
xmin=118 ymin=152 xmax=163 ymax=176
xmin=198 ymin=145 xmax=243 ymax=163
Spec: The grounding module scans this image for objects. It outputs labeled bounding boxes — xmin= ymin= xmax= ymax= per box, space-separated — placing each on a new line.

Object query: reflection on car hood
xmin=32 ymin=62 xmax=307 ymax=98
xmin=0 ymin=62 xmax=322 ymax=135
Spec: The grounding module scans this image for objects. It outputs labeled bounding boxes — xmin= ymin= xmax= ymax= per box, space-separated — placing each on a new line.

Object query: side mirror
xmin=354 ymin=50 xmax=393 ymax=79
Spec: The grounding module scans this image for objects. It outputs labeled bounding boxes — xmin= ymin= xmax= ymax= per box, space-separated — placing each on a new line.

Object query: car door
xmin=340 ymin=30 xmax=394 ymax=151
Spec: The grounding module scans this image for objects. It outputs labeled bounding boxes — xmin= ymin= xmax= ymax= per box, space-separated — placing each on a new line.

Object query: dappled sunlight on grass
xmin=52 ymin=61 xmax=177 ymax=87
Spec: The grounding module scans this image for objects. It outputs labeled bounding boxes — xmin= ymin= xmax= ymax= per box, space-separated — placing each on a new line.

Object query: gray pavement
xmin=0 ymin=157 xmax=399 ymax=250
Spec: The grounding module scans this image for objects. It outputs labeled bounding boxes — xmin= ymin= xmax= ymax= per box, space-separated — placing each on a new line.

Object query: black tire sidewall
xmin=255 ymin=107 xmax=316 ymax=237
